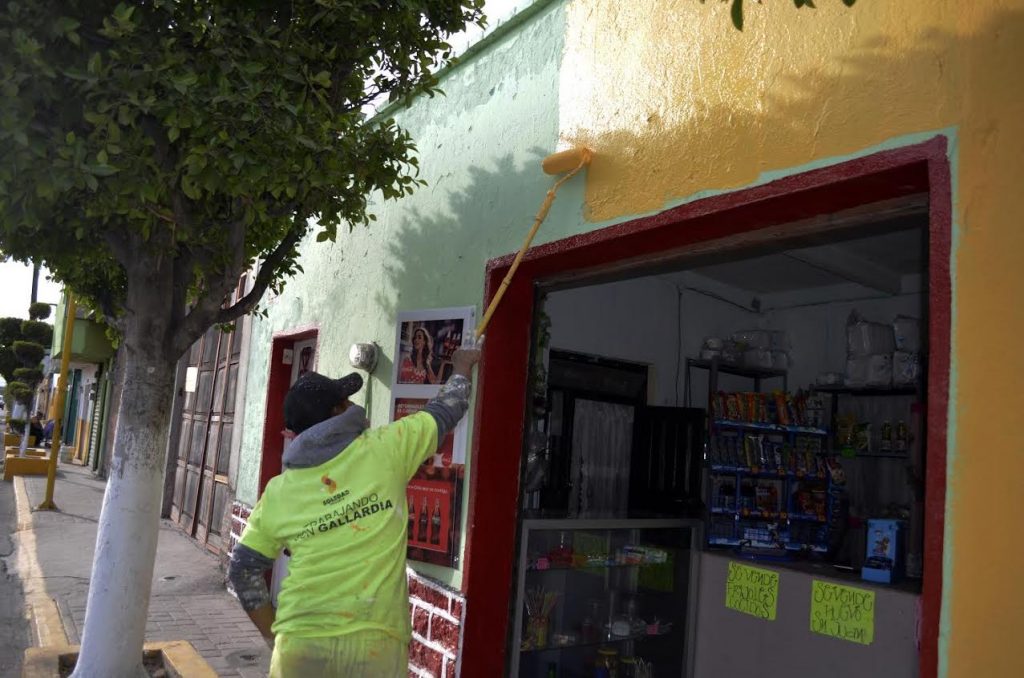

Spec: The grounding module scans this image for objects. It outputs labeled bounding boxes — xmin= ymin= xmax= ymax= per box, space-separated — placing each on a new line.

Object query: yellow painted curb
xmin=12 ymin=475 xmax=69 ymax=648
xmin=23 ymin=641 xmax=218 ymax=677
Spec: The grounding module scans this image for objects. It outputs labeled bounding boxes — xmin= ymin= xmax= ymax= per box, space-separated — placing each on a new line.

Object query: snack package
xmin=758 ymin=394 xmax=769 ymax=423
xmin=725 ymin=394 xmax=741 ymax=420
xmin=783 ymin=444 xmax=796 ymax=472
xmin=745 ymin=393 xmax=758 ymax=422
xmin=770 ymin=393 xmax=786 ymax=426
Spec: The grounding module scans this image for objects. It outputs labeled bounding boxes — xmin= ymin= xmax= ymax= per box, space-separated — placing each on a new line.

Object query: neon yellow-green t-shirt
xmin=239 ymin=411 xmax=437 ymax=640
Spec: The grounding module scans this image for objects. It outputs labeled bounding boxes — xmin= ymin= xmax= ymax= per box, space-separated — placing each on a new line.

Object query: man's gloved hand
xmin=451 ymin=336 xmax=483 ymax=378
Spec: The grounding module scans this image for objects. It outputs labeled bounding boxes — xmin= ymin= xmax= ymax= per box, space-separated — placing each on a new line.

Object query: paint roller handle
xmin=475 ymin=150 xmax=592 ymax=339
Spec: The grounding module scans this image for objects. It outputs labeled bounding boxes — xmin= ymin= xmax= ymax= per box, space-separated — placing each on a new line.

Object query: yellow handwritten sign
xmin=810 ymin=580 xmax=875 ymax=645
xmin=725 ymin=561 xmax=779 ymax=620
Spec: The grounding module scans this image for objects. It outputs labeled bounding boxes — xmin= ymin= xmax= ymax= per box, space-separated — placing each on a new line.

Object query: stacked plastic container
xmin=844 ymin=312 xmax=921 ymax=387
xmin=699 ymin=330 xmax=791 ymax=370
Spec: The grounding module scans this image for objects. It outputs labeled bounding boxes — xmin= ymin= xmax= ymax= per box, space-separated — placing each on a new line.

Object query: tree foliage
xmin=0 ymin=0 xmax=485 ymax=361
xmin=0 ymin=316 xmax=27 ymax=382
xmin=0 ymin=314 xmax=54 ymax=416
xmin=28 ymin=302 xmax=52 ymax=321
xmin=708 ymin=0 xmax=858 ymax=31
xmin=20 ymin=319 xmax=54 ymax=346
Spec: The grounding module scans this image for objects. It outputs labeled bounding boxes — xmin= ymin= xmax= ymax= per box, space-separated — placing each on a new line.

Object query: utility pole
xmin=38 ymin=290 xmax=75 ymax=511
xmin=30 ymin=261 xmax=40 ymax=305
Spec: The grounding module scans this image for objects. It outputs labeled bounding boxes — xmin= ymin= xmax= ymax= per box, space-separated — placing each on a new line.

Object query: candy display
xmin=711 ymin=389 xmax=821 ymax=429
xmin=708 ymin=432 xmax=824 ymax=474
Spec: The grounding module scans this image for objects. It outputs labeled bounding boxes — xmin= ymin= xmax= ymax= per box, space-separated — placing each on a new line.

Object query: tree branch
xmin=166 ymin=214 xmax=247 ymax=358
xmin=167 ymin=211 xmax=305 ymax=358
xmin=211 ymin=215 xmax=306 ymax=326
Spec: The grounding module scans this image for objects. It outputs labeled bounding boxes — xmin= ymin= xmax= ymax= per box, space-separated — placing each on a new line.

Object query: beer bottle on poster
xmin=407 ymin=496 xmax=415 ymax=540
xmin=430 ymin=498 xmax=442 ymax=545
xmin=418 ymin=497 xmax=429 ymax=542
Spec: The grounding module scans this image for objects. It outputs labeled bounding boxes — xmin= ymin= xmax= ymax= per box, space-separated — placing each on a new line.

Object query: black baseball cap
xmin=283 ymin=372 xmax=364 ymax=434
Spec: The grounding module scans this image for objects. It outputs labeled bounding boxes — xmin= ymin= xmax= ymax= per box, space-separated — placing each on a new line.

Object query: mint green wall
xmin=235 ymin=1 xmax=571 ymax=587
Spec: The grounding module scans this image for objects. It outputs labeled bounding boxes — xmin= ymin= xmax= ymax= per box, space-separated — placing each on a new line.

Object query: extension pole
xmin=38 ymin=291 xmax=76 ymax=511
xmin=475 ymin=148 xmax=592 ymax=339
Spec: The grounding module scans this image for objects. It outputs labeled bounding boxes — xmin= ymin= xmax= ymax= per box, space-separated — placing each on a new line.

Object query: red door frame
xmin=257 ymin=325 xmax=319 ymax=495
xmin=461 ymin=136 xmax=951 ymax=677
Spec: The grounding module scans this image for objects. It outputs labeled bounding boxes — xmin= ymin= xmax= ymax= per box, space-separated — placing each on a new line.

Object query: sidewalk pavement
xmin=6 ymin=462 xmax=271 ymax=677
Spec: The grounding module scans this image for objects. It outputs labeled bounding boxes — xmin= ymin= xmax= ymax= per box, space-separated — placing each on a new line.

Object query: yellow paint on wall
xmin=559 ymin=1 xmax=1024 ymax=675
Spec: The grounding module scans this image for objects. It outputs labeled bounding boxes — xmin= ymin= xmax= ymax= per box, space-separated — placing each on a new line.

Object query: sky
xmin=0 ymin=260 xmax=62 ymax=318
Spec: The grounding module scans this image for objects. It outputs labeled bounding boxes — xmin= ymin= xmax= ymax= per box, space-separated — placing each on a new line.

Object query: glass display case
xmin=511 ymin=519 xmax=703 ymax=678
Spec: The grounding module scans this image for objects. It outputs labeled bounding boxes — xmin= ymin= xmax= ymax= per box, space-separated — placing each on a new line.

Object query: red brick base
xmin=407 ymin=569 xmax=466 ymax=678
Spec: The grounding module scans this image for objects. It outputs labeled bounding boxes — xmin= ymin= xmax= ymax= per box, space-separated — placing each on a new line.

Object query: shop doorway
xmin=461 ymin=138 xmax=951 ymax=677
xmin=257 ymin=327 xmax=319 ymax=493
xmin=256 ymin=327 xmax=319 ymax=606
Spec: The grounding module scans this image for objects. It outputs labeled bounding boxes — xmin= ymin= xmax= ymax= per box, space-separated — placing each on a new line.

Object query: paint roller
xmin=474 ymin=147 xmax=593 ymax=340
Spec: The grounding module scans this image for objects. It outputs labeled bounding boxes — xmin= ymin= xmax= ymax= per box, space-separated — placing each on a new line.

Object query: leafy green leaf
xmin=55 ymin=16 xmax=80 ymax=34
xmin=167 ymin=126 xmax=180 ymax=142
xmin=731 ymin=0 xmax=743 ymax=30
xmin=83 ymin=164 xmax=119 ymax=177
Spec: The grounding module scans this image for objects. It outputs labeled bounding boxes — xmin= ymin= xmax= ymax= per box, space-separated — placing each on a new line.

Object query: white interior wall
xmin=545 ymin=276 xmax=925 ymax=405
xmin=543 ymin=276 xmax=756 ymax=406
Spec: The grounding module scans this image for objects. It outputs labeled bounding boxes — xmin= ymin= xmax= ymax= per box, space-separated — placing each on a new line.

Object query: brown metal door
xmin=170 ymin=305 xmax=242 ymax=553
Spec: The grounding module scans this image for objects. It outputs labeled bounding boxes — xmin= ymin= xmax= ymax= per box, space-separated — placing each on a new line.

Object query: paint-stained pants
xmin=270 ymin=631 xmax=408 ymax=677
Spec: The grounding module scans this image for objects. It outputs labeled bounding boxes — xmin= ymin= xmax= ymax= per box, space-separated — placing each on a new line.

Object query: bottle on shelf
xmin=896 ymin=420 xmax=909 ymax=451
xmin=417 ymin=497 xmax=429 ymax=542
xmin=429 ymin=498 xmax=442 ymax=545
xmin=407 ymin=496 xmax=415 ymax=541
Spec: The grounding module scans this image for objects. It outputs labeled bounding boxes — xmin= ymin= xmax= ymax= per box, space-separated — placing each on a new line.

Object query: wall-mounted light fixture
xmin=348 ymin=342 xmax=379 ymax=372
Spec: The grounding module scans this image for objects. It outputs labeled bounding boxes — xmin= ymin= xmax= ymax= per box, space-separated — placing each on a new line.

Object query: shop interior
xmin=513 ymin=215 xmax=929 ymax=677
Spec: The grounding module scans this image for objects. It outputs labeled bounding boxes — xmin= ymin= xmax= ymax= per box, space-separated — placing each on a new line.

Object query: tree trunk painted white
xmin=72 ymin=351 xmax=176 ymax=677
xmin=19 ymin=416 xmax=29 ymax=455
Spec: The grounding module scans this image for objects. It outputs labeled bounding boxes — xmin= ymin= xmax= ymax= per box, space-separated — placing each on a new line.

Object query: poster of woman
xmin=396 ymin=317 xmax=466 ymax=385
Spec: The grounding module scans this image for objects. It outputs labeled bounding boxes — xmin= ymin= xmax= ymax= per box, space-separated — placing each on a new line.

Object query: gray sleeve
xmin=227 ymin=543 xmax=274 ymax=612
xmin=424 ymin=374 xmax=471 ymax=443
